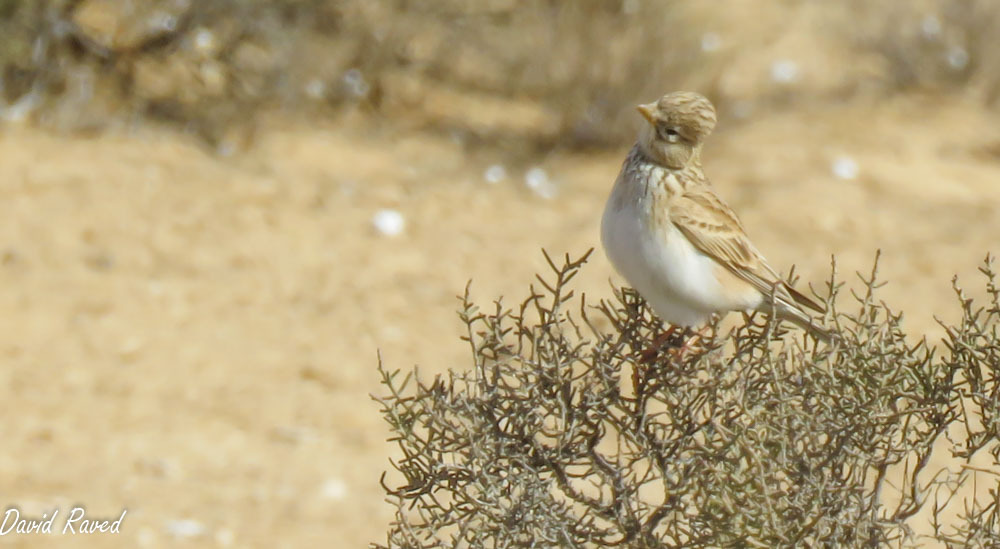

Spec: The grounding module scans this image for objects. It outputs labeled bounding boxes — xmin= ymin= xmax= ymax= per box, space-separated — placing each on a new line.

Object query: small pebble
xmin=118 ymin=337 xmax=144 ymax=359
xmin=921 ymin=15 xmax=942 ymax=39
xmin=321 ymin=477 xmax=349 ymax=501
xmin=148 ymin=12 xmax=179 ymax=33
xmin=1 ymin=90 xmax=41 ymax=123
xmin=305 ymin=79 xmax=327 ymax=100
xmin=947 ymin=46 xmax=969 ymax=70
xmin=270 ymin=425 xmax=316 ymax=444
xmin=343 ymin=68 xmax=369 ymax=97
xmin=136 ymin=527 xmax=156 ymax=547
xmin=770 ymin=60 xmax=800 ymax=84
xmin=701 ymin=33 xmax=721 ymax=53
xmin=165 ymin=519 xmax=206 ymax=539
xmin=215 ymin=528 xmax=235 ymax=547
xmin=372 ymin=209 xmax=405 ymax=237
xmin=525 ymin=167 xmax=557 ymax=199
xmin=484 ymin=164 xmax=507 ymax=184
xmin=192 ymin=28 xmax=216 ymax=55
xmin=831 ymin=156 xmax=859 ymax=180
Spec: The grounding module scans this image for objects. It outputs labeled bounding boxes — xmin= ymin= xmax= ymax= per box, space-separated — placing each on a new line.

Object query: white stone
xmin=215 ymin=528 xmax=235 ymax=547
xmin=192 ymin=28 xmax=216 ymax=55
xmin=136 ymin=527 xmax=155 ymax=547
xmin=947 ymin=47 xmax=969 ymax=70
xmin=525 ymin=167 xmax=557 ymax=199
xmin=321 ymin=477 xmax=349 ymax=501
xmin=921 ymin=15 xmax=941 ymax=38
xmin=701 ymin=33 xmax=721 ymax=53
xmin=372 ymin=209 xmax=405 ymax=237
xmin=305 ymin=79 xmax=327 ymax=99
xmin=770 ymin=60 xmax=800 ymax=84
xmin=342 ymin=68 xmax=369 ymax=97
xmin=165 ymin=519 xmax=206 ymax=539
xmin=831 ymin=156 xmax=859 ymax=180
xmin=484 ymin=164 xmax=507 ymax=184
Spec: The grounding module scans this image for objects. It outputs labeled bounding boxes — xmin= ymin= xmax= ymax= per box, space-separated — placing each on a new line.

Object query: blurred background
xmin=1 ymin=0 xmax=999 ymax=547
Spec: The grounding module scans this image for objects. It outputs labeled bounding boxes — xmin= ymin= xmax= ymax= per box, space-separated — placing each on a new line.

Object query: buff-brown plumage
xmin=647 ymin=91 xmax=717 ymax=141
xmin=602 ymin=91 xmax=831 ymax=341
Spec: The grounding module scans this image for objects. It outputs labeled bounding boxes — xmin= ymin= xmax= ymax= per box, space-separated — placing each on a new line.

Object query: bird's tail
xmin=768 ymin=283 xmax=837 ymax=342
xmin=778 ymin=304 xmax=836 ymax=342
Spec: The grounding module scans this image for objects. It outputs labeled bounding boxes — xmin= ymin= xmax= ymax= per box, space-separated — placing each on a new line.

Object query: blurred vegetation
xmin=374 ymin=252 xmax=1000 ymax=548
xmin=1 ymin=0 xmax=999 ymax=152
xmin=851 ymin=0 xmax=1000 ymax=100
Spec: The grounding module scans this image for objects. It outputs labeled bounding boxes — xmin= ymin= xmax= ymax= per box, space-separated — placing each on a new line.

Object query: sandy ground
xmin=1 ymin=92 xmax=1000 ymax=547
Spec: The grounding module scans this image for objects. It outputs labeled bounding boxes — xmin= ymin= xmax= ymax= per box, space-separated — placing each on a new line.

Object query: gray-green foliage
xmin=374 ymin=251 xmax=1000 ymax=548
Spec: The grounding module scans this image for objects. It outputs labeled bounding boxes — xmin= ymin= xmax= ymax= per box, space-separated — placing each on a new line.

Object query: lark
xmin=601 ymin=91 xmax=831 ymax=342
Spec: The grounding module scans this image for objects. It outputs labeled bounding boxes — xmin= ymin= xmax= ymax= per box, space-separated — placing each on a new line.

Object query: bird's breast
xmin=601 ymin=169 xmax=757 ymax=325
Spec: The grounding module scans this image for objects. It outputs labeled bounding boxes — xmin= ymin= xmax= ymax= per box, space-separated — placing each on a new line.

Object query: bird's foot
xmin=670 ymin=324 xmax=712 ymax=358
xmin=634 ymin=324 xmax=714 ymax=394
xmin=638 ymin=324 xmax=714 ymax=363
xmin=639 ymin=325 xmax=682 ymax=364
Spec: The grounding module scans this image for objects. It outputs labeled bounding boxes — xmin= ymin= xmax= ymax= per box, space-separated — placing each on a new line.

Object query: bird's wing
xmin=669 ymin=185 xmax=825 ymax=315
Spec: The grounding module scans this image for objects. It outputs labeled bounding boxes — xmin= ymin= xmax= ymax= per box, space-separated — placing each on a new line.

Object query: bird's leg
xmin=634 ymin=323 xmax=681 ymax=399
xmin=639 ymin=324 xmax=679 ymax=364
xmin=668 ymin=322 xmax=714 ymax=359
xmin=652 ymin=324 xmax=680 ymax=351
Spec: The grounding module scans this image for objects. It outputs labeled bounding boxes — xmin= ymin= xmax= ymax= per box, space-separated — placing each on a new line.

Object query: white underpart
xmin=601 ymin=172 xmax=762 ymax=326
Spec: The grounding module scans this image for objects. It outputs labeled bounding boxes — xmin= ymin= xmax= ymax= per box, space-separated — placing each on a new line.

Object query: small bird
xmin=601 ymin=91 xmax=831 ymax=341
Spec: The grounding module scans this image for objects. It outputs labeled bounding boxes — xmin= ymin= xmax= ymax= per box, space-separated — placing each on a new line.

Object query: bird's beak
xmin=636 ymin=103 xmax=657 ymax=124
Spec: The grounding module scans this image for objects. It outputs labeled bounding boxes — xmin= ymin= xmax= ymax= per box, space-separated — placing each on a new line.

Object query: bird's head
xmin=636 ymin=91 xmax=717 ymax=169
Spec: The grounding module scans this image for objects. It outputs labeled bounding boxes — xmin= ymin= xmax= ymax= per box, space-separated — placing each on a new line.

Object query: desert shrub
xmin=0 ymin=0 xmax=350 ymax=147
xmin=360 ymin=0 xmax=714 ymax=147
xmin=850 ymin=0 xmax=1000 ymax=104
xmin=0 ymin=0 xmax=713 ymax=147
xmin=4 ymin=1 xmax=1000 ymax=147
xmin=373 ymin=251 xmax=1000 ymax=548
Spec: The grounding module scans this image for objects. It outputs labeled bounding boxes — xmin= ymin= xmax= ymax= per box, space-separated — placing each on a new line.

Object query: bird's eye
xmin=658 ymin=126 xmax=680 ymax=141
